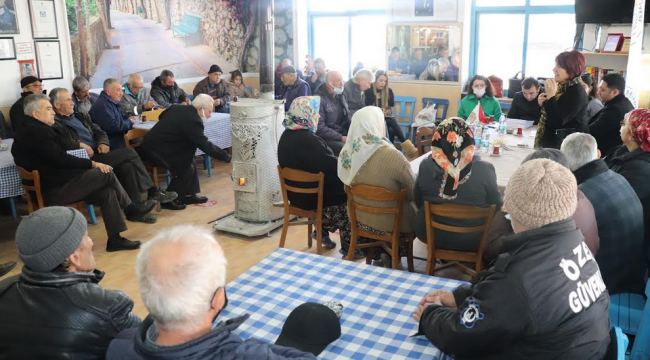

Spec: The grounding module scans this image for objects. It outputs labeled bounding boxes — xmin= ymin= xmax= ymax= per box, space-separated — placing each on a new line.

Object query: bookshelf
xmin=582 ymin=52 xmax=627 ymax=84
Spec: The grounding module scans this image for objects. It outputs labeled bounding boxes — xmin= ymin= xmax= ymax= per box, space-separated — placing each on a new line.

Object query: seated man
xmin=508 ymin=77 xmax=541 ymax=122
xmin=51 ymin=87 xmax=179 ymax=219
xmin=410 ymin=49 xmax=428 ymax=79
xmin=150 ymin=69 xmax=191 ymax=108
xmin=12 ymin=94 xmax=153 ymax=251
xmin=107 ymin=225 xmax=316 ymax=360
xmin=0 ymin=207 xmax=141 ymax=359
xmin=589 ymin=73 xmax=634 ymax=157
xmin=275 ymin=58 xmax=302 ymax=97
xmin=192 ymin=65 xmax=230 ymax=113
xmin=561 ymin=133 xmax=646 ymax=295
xmin=72 ymin=76 xmax=99 ymax=114
xmin=307 ymin=57 xmax=327 ymax=93
xmin=414 ymin=159 xmax=610 ymax=359
xmin=314 ymin=71 xmax=350 ymax=156
xmin=89 ymin=78 xmax=136 ymax=149
xmin=9 ymin=76 xmax=44 ymax=133
xmin=279 ymin=65 xmax=311 ymax=111
xmin=120 ymin=74 xmax=159 ymax=116
xmin=140 ymin=94 xmax=231 ymax=209
xmin=343 ymin=68 xmax=372 ymax=117
xmin=388 ymin=47 xmax=408 ymax=71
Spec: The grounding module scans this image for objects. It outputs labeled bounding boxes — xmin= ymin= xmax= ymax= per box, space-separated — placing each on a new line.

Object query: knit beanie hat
xmin=208 ymin=64 xmax=223 ymax=74
xmin=16 ymin=207 xmax=87 ymax=272
xmin=504 ymin=159 xmax=577 ymax=230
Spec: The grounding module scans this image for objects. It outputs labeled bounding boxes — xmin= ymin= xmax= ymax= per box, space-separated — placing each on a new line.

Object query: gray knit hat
xmin=16 ymin=207 xmax=87 ymax=272
xmin=504 ymin=159 xmax=577 ymax=230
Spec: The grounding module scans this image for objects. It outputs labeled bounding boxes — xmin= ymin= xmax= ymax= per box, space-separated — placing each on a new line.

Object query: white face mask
xmin=473 ymin=88 xmax=486 ymax=98
xmin=329 ymin=82 xmax=344 ymax=95
xmin=200 ymin=109 xmax=209 ymax=121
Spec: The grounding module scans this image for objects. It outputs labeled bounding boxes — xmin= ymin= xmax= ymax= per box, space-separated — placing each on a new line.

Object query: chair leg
xmin=204 ymin=155 xmax=212 ymax=177
xmin=9 ymin=197 xmax=17 ymax=220
xmin=407 ymin=236 xmax=415 ymax=273
xmin=392 ymin=239 xmax=400 ymax=270
xmin=307 ymin=222 xmax=313 ymax=249
xmin=279 ymin=212 xmax=290 ymax=249
xmin=87 ymin=204 xmax=98 ymax=225
xmin=347 ymin=226 xmax=358 ymax=261
xmin=425 ymin=246 xmax=436 ymax=276
xmin=315 ymin=222 xmax=323 ymax=255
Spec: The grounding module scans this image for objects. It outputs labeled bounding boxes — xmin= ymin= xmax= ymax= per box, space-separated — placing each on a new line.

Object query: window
xmin=476 ymin=14 xmax=525 ymax=86
xmin=475 ymin=0 xmax=525 ymax=6
xmin=525 ymin=14 xmax=577 ymax=78
xmin=530 ymin=0 xmax=575 ymax=5
xmin=350 ymin=15 xmax=387 ymax=74
xmin=312 ymin=17 xmax=351 ymax=77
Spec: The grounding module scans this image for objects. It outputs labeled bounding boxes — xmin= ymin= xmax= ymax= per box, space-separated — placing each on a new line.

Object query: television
xmin=575 ymin=0 xmax=650 ymax=24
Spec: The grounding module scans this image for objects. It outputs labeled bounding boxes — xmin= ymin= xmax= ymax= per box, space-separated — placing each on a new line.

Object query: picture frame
xmin=18 ymin=59 xmax=37 ymax=78
xmin=603 ymin=33 xmax=624 ymax=52
xmin=0 ymin=0 xmax=19 ymax=35
xmin=28 ymin=0 xmax=58 ymax=39
xmin=34 ymin=40 xmax=62 ymax=79
xmin=621 ymin=37 xmax=631 ymax=53
xmin=0 ymin=37 xmax=16 ymax=60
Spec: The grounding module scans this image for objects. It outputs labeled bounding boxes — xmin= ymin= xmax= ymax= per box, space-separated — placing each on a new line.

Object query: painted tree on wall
xmin=227 ymin=0 xmax=258 ymax=71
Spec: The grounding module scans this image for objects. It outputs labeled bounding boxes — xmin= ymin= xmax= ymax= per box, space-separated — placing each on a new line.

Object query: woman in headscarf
xmin=535 ymin=50 xmax=589 ymax=149
xmin=608 ymin=109 xmax=650 ymax=267
xmin=414 ymin=117 xmax=502 ymax=251
xmin=277 ymin=96 xmax=363 ymax=259
xmin=338 ymin=106 xmax=417 ymax=267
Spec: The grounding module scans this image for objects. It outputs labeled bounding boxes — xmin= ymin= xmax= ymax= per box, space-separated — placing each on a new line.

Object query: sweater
xmin=350 ymin=147 xmax=416 ymax=233
xmin=457 ymin=94 xmax=502 ymax=120
xmin=226 ymin=83 xmax=253 ymax=98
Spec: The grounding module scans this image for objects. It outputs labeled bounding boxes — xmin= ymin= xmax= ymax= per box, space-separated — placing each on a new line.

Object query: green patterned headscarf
xmin=534 ymin=76 xmax=582 ymax=148
xmin=283 ymin=96 xmax=321 ymax=133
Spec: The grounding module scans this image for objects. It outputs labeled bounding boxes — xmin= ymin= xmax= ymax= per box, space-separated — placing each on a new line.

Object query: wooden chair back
xmin=415 ymin=126 xmax=435 ymax=156
xmin=17 ymin=167 xmax=44 ymax=213
xmin=123 ymin=129 xmax=149 ymax=149
xmin=424 ymin=202 xmax=496 ymax=275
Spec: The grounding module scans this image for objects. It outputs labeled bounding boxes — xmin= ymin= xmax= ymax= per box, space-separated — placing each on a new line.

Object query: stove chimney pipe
xmin=258 ymin=0 xmax=274 ymax=99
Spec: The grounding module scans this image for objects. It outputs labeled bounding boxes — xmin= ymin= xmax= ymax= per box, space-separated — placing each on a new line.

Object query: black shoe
xmin=0 ymin=261 xmax=17 ymax=277
xmin=126 ymin=213 xmax=157 ymax=224
xmin=182 ymin=195 xmax=208 ymax=205
xmin=161 ymin=199 xmax=186 ymax=210
xmin=106 ymin=237 xmax=141 ymax=252
xmin=124 ymin=200 xmax=156 ymax=218
xmin=149 ymin=189 xmax=178 ymax=203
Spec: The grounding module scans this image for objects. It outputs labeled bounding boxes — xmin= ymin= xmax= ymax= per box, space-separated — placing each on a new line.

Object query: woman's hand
xmin=544 ymin=79 xmax=558 ymax=98
xmin=538 ymin=93 xmax=548 ymax=106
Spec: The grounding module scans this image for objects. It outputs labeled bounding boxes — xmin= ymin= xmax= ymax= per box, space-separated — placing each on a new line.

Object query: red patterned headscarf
xmin=628 ymin=109 xmax=650 ymax=153
xmin=431 ymin=117 xmax=475 ymax=199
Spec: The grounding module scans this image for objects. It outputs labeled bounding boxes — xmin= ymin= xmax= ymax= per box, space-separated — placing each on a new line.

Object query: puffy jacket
xmin=193 ymin=77 xmax=230 ymax=107
xmin=314 ymin=83 xmax=350 ymax=141
xmin=150 ymin=76 xmax=188 ymax=108
xmin=89 ymin=91 xmax=133 ymax=149
xmin=0 ymin=268 xmax=141 ymax=360
xmin=120 ymin=83 xmax=159 ymax=116
xmin=107 ymin=314 xmax=317 ymax=360
xmin=418 ymin=219 xmax=611 ymax=360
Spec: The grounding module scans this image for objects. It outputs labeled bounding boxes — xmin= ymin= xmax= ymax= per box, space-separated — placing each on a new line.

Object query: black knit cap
xmin=208 ymin=65 xmax=223 ymax=74
xmin=275 ymin=302 xmax=341 ymax=355
xmin=21 ymin=76 xmax=42 ymax=88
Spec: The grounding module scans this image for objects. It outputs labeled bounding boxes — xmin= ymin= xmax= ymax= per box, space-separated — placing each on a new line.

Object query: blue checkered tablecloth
xmin=219 ymin=248 xmax=464 ymax=360
xmin=0 ymin=139 xmax=89 ymax=199
xmin=133 ymin=112 xmax=231 ymax=155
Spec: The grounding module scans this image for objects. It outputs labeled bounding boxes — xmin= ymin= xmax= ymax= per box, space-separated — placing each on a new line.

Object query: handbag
xmin=508 ymin=71 xmax=524 ymax=98
xmin=488 ymin=75 xmax=503 ymax=98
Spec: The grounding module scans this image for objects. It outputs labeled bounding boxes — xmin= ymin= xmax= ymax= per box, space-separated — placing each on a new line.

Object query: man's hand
xmin=144 ymin=100 xmax=156 ymax=109
xmin=184 ymin=98 xmax=192 ymax=105
xmin=538 ymin=93 xmax=548 ymax=107
xmin=413 ymin=298 xmax=440 ymax=322
xmin=421 ymin=290 xmax=457 ymax=310
xmin=214 ymin=99 xmax=221 ymax=107
xmin=129 ymin=116 xmax=136 ymax=124
xmin=80 ymin=143 xmax=94 ymax=158
xmin=341 ymin=136 xmax=347 ymax=143
xmin=544 ymin=79 xmax=558 ymax=98
xmin=92 ymin=161 xmax=112 ymax=173
xmin=98 ymin=144 xmax=110 ymax=154
xmin=311 ymin=74 xmax=318 ymax=83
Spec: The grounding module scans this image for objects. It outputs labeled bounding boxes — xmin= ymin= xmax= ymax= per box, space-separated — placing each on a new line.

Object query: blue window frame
xmin=469 ymin=0 xmax=576 ymax=85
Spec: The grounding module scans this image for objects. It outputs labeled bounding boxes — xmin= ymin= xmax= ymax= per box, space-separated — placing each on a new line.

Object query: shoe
xmin=106 ymin=237 xmax=141 ymax=252
xmin=126 ymin=213 xmax=157 ymax=224
xmin=182 ymin=194 xmax=208 ymax=205
xmin=124 ymin=199 xmax=156 ymax=218
xmin=0 ymin=261 xmax=17 ymax=277
xmin=401 ymin=140 xmax=419 ymax=161
xmin=149 ymin=189 xmax=178 ymax=203
xmin=339 ymin=248 xmax=365 ymax=260
xmin=161 ymin=199 xmax=186 ymax=210
xmin=380 ymin=253 xmax=392 ymax=268
xmin=311 ymin=231 xmax=336 ymax=249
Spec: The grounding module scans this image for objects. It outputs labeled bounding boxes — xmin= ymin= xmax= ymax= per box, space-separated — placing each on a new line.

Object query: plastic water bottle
xmin=498 ymin=115 xmax=507 ymax=136
xmin=482 ymin=132 xmax=490 ymax=154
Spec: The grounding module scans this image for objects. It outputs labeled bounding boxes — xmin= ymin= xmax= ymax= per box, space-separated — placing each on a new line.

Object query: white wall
xmin=0 ymin=0 xmax=75 ymax=108
xmin=583 ymin=23 xmax=650 ymax=53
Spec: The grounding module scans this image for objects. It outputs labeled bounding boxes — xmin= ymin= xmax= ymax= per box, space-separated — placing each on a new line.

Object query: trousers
xmin=93 ymin=147 xmax=153 ymax=202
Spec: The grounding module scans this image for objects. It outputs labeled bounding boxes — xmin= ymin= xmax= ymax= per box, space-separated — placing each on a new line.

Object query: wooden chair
xmin=345 ymin=184 xmax=415 ymax=271
xmin=124 ymin=129 xmax=171 ymax=211
xmin=277 ymin=165 xmax=329 ymax=255
xmin=415 ymin=126 xmax=435 ymax=156
xmin=17 ymin=167 xmax=97 ymax=224
xmin=424 ymin=202 xmax=496 ymax=276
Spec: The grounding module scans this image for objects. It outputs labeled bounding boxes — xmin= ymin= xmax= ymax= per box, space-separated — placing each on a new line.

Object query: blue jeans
xmin=215 ymin=104 xmax=230 ymax=113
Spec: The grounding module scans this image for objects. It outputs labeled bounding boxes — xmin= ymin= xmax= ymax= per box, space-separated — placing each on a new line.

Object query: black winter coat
xmin=141 ymin=105 xmax=230 ymax=173
xmin=314 ymin=83 xmax=350 ymax=141
xmin=418 ymin=219 xmax=611 ymax=360
xmin=150 ymin=76 xmax=188 ymax=108
xmin=11 ymin=116 xmax=92 ymax=189
xmin=507 ymin=92 xmax=541 ymax=122
xmin=277 ymin=129 xmax=347 ymax=210
xmin=53 ymin=112 xmax=110 ymax=151
xmin=0 ymin=268 xmax=141 ymax=360
xmin=539 ymin=81 xmax=588 ymax=149
xmin=9 ymin=92 xmax=30 ymax=134
xmin=589 ymin=94 xmax=634 ymax=157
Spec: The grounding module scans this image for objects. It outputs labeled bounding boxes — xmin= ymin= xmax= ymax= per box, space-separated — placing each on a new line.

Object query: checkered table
xmin=219 ymin=248 xmax=464 ymax=360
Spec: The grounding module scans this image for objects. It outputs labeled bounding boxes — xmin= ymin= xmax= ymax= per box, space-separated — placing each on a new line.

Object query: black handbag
xmin=508 ymin=71 xmax=524 ymax=98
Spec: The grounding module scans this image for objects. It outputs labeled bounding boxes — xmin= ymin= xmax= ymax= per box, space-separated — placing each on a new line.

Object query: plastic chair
xmin=610 ymin=280 xmax=650 ymax=360
xmin=423 ymin=202 xmax=496 ymax=276
xmin=345 ymin=184 xmax=416 ymax=271
xmin=422 ymin=98 xmax=449 ymax=123
xmin=392 ymin=96 xmax=416 ymax=145
xmin=277 ymin=165 xmax=329 ymax=255
xmin=17 ymin=167 xmax=97 ymax=225
xmin=611 ymin=327 xmax=629 ymax=360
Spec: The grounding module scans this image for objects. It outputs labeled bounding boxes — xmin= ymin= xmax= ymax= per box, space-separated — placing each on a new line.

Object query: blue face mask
xmin=330 ymin=83 xmax=344 ymax=95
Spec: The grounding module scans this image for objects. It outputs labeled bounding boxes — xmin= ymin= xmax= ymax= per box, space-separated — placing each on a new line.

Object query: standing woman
xmin=457 ymin=75 xmax=502 ymax=120
xmin=581 ymin=74 xmax=603 ymax=121
xmin=535 ymin=50 xmax=588 ymax=149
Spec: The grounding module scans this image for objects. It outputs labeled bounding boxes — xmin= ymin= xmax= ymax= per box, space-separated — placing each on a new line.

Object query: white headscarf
xmin=338 ymin=106 xmax=392 ymax=185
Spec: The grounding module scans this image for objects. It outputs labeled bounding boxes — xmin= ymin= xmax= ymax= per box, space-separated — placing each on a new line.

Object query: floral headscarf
xmin=338 ymin=106 xmax=392 ymax=185
xmin=431 ymin=117 xmax=475 ymax=199
xmin=627 ymin=109 xmax=650 ymax=152
xmin=282 ymin=96 xmax=320 ymax=133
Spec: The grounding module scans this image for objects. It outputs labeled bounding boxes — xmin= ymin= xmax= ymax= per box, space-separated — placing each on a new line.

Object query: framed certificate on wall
xmin=35 ymin=40 xmax=62 ymax=79
xmin=29 ymin=0 xmax=58 ymax=39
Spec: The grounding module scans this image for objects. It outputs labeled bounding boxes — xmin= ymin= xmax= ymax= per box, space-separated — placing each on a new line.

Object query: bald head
xmin=280 ymin=58 xmax=292 ymax=69
xmin=326 ymin=71 xmax=343 ymax=95
xmin=127 ymin=74 xmax=144 ymax=96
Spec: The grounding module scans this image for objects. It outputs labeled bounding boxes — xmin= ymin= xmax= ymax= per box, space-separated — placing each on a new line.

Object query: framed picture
xmin=34 ymin=40 xmax=62 ymax=79
xmin=0 ymin=0 xmax=19 ymax=34
xmin=0 ymin=37 xmax=16 ymax=60
xmin=29 ymin=0 xmax=58 ymax=39
xmin=603 ymin=33 xmax=624 ymax=52
xmin=18 ymin=59 xmax=37 ymax=78
xmin=621 ymin=37 xmax=631 ymax=53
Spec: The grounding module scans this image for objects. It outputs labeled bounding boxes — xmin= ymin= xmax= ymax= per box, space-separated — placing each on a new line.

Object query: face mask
xmin=473 ymin=88 xmax=486 ymax=98
xmin=200 ymin=109 xmax=209 ymax=121
xmin=329 ymin=82 xmax=344 ymax=95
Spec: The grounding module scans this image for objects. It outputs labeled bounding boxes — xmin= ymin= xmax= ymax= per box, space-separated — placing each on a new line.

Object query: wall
xmin=245 ymin=0 xmax=295 ymax=70
xmin=0 ymin=0 xmax=75 ymax=109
